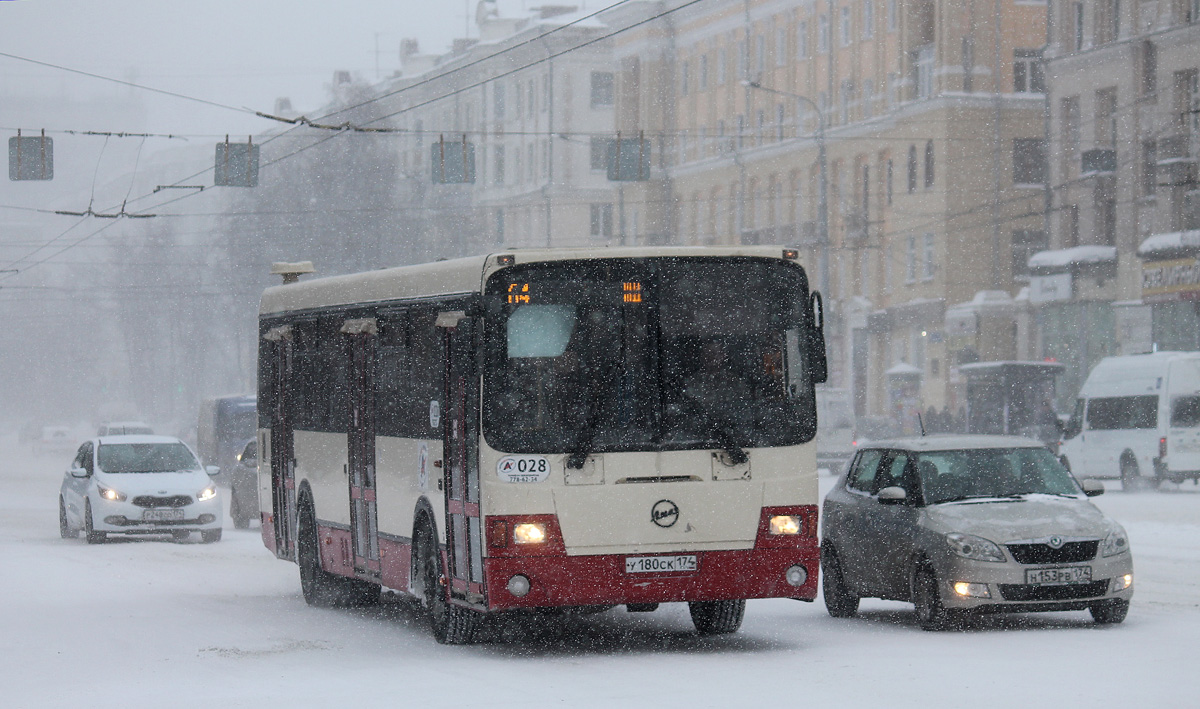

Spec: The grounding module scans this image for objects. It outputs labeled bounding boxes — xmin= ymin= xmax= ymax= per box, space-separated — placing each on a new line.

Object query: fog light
xmin=953 ymin=582 xmax=991 ymax=598
xmin=769 ymin=515 xmax=802 ymax=535
xmin=1113 ymin=573 xmax=1133 ymax=591
xmin=104 ymin=516 xmax=124 ymax=524
xmin=507 ymin=574 xmax=531 ymax=597
xmin=785 ymin=564 xmax=808 ymax=587
xmin=198 ymin=514 xmax=215 ymax=524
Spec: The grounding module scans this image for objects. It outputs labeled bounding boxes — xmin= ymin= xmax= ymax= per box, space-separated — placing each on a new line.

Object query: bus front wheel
xmin=416 ymin=523 xmax=477 ymax=645
xmin=689 ymin=599 xmax=745 ymax=635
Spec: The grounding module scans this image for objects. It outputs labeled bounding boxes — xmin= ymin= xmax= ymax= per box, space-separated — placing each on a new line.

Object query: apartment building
xmin=1040 ymin=0 xmax=1200 ymax=400
xmin=610 ymin=0 xmax=1048 ymax=422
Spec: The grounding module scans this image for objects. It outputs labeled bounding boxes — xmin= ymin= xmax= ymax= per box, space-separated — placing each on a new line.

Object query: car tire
xmin=201 ymin=529 xmax=222 ymax=544
xmin=230 ymin=488 xmax=251 ymax=530
xmin=84 ymin=499 xmax=106 ymax=544
xmin=1090 ymin=598 xmax=1129 ymax=625
xmin=1120 ymin=457 xmax=1141 ymax=492
xmin=688 ymin=599 xmax=746 ymax=635
xmin=297 ymin=495 xmax=379 ymax=608
xmin=913 ymin=564 xmax=957 ymax=631
xmin=416 ymin=522 xmax=476 ymax=644
xmin=59 ymin=496 xmax=79 ymax=539
xmin=821 ymin=545 xmax=859 ymax=618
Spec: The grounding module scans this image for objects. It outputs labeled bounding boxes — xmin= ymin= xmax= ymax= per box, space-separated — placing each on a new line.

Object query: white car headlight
xmin=97 ymin=484 xmax=126 ymax=502
xmin=1101 ymin=528 xmax=1130 ymax=557
xmin=945 ymin=533 xmax=1006 ymax=563
xmin=197 ymin=486 xmax=217 ymax=502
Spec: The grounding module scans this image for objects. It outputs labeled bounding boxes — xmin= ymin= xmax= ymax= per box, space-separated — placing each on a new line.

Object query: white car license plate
xmin=625 ymin=555 xmax=697 ymax=573
xmin=143 ymin=509 xmax=185 ymax=522
xmin=1026 ymin=566 xmax=1091 ymax=586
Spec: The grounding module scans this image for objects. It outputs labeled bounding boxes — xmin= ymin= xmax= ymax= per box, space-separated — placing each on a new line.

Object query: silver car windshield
xmin=97 ymin=443 xmax=200 ymax=473
xmin=916 ymin=447 xmax=1081 ymax=504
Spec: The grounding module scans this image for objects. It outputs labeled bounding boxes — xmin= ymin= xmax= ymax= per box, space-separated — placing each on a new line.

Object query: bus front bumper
xmin=483 ymin=545 xmax=819 ymax=610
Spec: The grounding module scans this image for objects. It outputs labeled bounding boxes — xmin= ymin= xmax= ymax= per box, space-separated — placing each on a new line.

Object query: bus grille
xmin=1006 ymin=541 xmax=1098 ymax=564
xmin=131 ymin=495 xmax=193 ymax=508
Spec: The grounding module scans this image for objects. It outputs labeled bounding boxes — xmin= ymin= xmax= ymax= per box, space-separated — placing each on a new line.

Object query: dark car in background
xmin=196 ymin=394 xmax=257 ymax=528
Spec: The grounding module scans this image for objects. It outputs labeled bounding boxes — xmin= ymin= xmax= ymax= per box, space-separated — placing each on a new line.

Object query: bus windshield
xmin=483 ymin=257 xmax=817 ymax=455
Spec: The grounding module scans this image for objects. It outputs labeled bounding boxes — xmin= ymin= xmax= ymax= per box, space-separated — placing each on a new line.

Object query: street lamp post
xmin=743 ymin=81 xmax=829 ymax=298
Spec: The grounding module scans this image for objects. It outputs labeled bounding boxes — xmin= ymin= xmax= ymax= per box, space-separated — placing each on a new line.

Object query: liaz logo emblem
xmin=651 ymin=499 xmax=679 ymax=528
xmin=1047 ymin=536 xmax=1065 ymax=549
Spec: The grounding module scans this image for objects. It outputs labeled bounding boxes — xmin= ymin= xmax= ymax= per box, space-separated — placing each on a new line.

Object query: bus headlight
xmin=513 ymin=523 xmax=546 ymax=544
xmin=769 ymin=515 xmax=802 ymax=535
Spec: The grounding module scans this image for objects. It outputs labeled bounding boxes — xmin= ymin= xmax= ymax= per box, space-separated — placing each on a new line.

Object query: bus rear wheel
xmin=416 ymin=523 xmax=476 ymax=645
xmin=688 ymin=599 xmax=745 ymax=635
xmin=297 ymin=495 xmax=379 ymax=608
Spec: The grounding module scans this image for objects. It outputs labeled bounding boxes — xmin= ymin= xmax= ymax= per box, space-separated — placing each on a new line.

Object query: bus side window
xmin=784 ymin=328 xmax=809 ymax=398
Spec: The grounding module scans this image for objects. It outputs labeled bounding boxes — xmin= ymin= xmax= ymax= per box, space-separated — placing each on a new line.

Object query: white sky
xmin=0 ymin=0 xmax=473 ymax=137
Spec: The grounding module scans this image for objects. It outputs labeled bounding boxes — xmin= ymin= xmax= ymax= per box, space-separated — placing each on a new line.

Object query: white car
xmin=59 ymin=435 xmax=223 ymax=544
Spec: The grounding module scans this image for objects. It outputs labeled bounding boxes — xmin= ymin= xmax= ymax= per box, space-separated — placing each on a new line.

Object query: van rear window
xmin=1086 ymin=396 xmax=1157 ymax=430
xmin=1172 ymin=396 xmax=1200 ymax=428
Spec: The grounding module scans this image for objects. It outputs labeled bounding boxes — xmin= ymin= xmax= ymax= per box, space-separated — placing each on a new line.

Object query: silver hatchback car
xmin=822 ymin=435 xmax=1133 ymax=629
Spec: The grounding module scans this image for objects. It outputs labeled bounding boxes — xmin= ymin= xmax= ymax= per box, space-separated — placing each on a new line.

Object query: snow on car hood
xmin=924 ymin=495 xmax=1113 ymax=542
xmin=94 ymin=470 xmax=211 ymax=495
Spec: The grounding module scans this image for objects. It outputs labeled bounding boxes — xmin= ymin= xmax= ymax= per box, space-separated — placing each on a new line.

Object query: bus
xmin=256 ymin=247 xmax=828 ymax=643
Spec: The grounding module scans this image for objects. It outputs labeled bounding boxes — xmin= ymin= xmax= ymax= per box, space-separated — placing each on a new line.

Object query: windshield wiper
xmin=934 ymin=494 xmax=1024 ymax=505
xmin=566 ymin=363 xmax=623 ymax=470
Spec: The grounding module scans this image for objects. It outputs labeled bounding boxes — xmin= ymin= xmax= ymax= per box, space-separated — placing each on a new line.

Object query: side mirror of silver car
xmin=877 ymin=486 xmax=908 ymax=504
xmin=69 ymin=467 xmax=89 ymax=479
xmin=206 ymin=465 xmax=221 ymax=477
xmin=1080 ymin=479 xmax=1105 ymax=497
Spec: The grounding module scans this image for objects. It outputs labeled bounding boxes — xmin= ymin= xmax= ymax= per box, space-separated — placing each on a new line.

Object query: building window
xmin=756 ymin=34 xmax=766 ymax=75
xmin=1095 ymin=87 xmax=1118 ymax=146
xmin=493 ymin=82 xmax=506 ymax=120
xmin=737 ymin=40 xmax=747 ymax=78
xmin=514 ymin=80 xmax=524 ymax=117
xmin=590 ymin=203 xmax=614 ymax=238
xmin=776 ymin=27 xmax=787 ymax=67
xmin=1174 ymin=69 xmax=1199 ymax=133
xmin=840 ymin=79 xmax=854 ymax=124
xmin=916 ymin=45 xmax=934 ymax=99
xmin=1013 ymin=138 xmax=1047 ymax=186
xmin=863 ymin=1 xmax=875 ymax=39
xmin=887 ymin=71 xmax=899 ymax=108
xmin=907 ymin=145 xmax=918 ymax=192
xmin=924 ymin=141 xmax=935 ymax=189
xmin=818 ymin=14 xmax=829 ymax=53
xmin=776 ymin=103 xmax=786 ymax=141
xmin=922 ymin=233 xmax=936 ymax=281
xmin=863 ymin=82 xmax=874 ymax=119
xmin=886 ymin=157 xmax=894 ymax=205
xmin=590 ymin=72 xmax=614 ymax=107
xmin=1012 ymin=229 xmax=1048 ymax=279
xmin=1073 ymin=2 xmax=1085 ymax=50
xmin=680 ymin=60 xmax=689 ymax=96
xmin=1095 ymin=0 xmax=1120 ymax=44
xmin=887 ymin=0 xmax=898 ymax=32
xmin=1140 ymin=140 xmax=1157 ymax=197
xmin=798 ymin=21 xmax=809 ymax=58
xmin=1139 ymin=41 xmax=1157 ymax=98
xmin=494 ymin=145 xmax=505 ymax=185
xmin=906 ymin=235 xmax=918 ymax=282
xmin=1097 ymin=195 xmax=1117 ymax=245
xmin=1013 ymin=49 xmax=1045 ymax=93
xmin=1060 ymin=96 xmax=1081 ymax=177
xmin=840 ymin=6 xmax=852 ymax=46
xmin=699 ymin=54 xmax=709 ymax=90
xmin=717 ymin=47 xmax=727 ymax=85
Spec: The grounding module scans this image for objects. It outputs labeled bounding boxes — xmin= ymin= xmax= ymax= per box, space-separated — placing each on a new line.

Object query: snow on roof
xmin=1027 ymin=245 xmax=1117 ymax=270
xmin=885 ymin=362 xmax=923 ymax=376
xmin=1137 ymin=230 xmax=1200 ymax=258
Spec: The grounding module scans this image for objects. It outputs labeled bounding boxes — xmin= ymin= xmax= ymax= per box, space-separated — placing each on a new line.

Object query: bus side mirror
xmin=808 ymin=291 xmax=828 ymax=384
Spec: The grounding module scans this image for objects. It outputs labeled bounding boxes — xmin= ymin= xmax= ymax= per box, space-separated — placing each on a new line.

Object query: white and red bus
xmin=256 ymin=246 xmax=828 ymax=643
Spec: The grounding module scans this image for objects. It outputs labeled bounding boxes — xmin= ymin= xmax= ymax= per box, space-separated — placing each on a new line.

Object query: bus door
xmin=263 ymin=326 xmax=295 ymax=560
xmin=343 ymin=319 xmax=381 ymax=578
xmin=437 ymin=311 xmax=485 ymax=606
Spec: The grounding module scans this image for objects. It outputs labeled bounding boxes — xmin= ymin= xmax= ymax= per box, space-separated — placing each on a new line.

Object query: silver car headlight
xmin=197 ymin=486 xmax=217 ymax=502
xmin=945 ymin=533 xmax=1007 ymax=563
xmin=1101 ymin=527 xmax=1130 ymax=557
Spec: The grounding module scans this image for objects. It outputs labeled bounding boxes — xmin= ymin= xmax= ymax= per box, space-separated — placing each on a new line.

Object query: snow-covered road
xmin=4 ymin=437 xmax=1198 ymax=708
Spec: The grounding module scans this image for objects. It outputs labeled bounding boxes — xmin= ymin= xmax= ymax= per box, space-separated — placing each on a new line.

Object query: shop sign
xmin=1029 ymin=273 xmax=1073 ymax=303
xmin=1142 ymin=257 xmax=1200 ymax=303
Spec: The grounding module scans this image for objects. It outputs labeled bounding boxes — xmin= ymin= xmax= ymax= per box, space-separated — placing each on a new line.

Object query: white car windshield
xmin=97 ymin=443 xmax=200 ymax=473
xmin=917 ymin=447 xmax=1081 ymax=504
